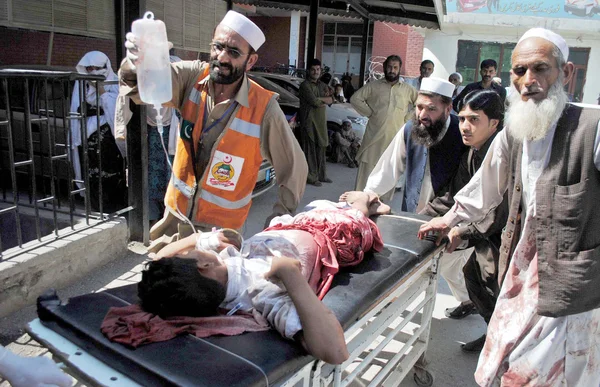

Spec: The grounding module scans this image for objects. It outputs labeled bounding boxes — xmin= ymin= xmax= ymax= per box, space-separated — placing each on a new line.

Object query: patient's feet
xmin=339 ymin=190 xmax=362 ymax=203
xmin=340 ymin=191 xmax=391 ymax=216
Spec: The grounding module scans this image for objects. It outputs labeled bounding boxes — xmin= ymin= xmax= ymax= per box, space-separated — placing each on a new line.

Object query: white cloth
xmin=439 ymin=249 xmax=471 ymax=303
xmin=147 ymin=107 xmax=180 ymax=156
xmin=69 ymin=51 xmax=119 ymax=188
xmin=420 ymin=77 xmax=455 ymax=99
xmin=70 ymin=51 xmax=119 ymax=147
xmin=219 ymin=10 xmax=265 ymax=50
xmin=219 ymin=227 xmax=322 ymax=339
xmin=518 ymin=28 xmax=569 ymax=62
xmin=442 ymin=106 xmax=600 ymax=385
xmin=221 ymin=199 xmax=347 ymax=339
xmin=364 ymin=116 xmax=451 ymax=212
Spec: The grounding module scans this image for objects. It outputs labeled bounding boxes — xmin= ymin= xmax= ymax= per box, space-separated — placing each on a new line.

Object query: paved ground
xmin=0 ymin=160 xmax=485 ymax=386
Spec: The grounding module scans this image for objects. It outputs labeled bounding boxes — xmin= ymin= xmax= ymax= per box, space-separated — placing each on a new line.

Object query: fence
xmin=0 ymin=69 xmax=144 ymax=259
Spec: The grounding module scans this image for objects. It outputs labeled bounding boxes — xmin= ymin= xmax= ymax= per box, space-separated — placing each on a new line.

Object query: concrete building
xmin=421 ymin=1 xmax=600 ymax=104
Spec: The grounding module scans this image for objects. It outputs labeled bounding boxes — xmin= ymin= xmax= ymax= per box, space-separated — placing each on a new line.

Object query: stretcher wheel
xmin=413 ymin=369 xmax=434 ymax=387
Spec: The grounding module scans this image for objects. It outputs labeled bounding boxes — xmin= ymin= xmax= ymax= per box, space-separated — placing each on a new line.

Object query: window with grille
xmin=322 ymin=22 xmax=373 ymax=79
xmin=456 ymin=40 xmax=515 ymax=87
xmin=147 ymin=0 xmax=227 ymax=54
xmin=0 ymin=0 xmax=115 ymax=38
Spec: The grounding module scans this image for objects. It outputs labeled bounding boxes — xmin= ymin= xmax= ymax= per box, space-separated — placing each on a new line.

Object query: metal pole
xmin=307 ymin=0 xmax=319 ymax=65
xmin=127 ymin=101 xmax=149 ymax=244
xmin=22 ymin=79 xmax=42 ymax=241
xmin=226 ymin=0 xmax=233 ymax=11
xmin=114 ymin=0 xmax=125 ymax=67
xmin=359 ymin=17 xmax=369 ymax=87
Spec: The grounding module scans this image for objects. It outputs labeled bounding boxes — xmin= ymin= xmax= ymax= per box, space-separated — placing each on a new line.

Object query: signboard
xmin=446 ymin=0 xmax=600 ymax=19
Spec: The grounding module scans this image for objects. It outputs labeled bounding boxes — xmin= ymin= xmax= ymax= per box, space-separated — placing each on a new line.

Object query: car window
xmin=248 ymin=74 xmax=299 ymax=104
xmin=261 ymin=77 xmax=300 ymax=98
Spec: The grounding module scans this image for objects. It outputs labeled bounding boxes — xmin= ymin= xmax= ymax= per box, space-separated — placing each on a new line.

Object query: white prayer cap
xmin=420 ymin=77 xmax=455 ymax=99
xmin=219 ymin=11 xmax=266 ymax=51
xmin=517 ymin=28 xmax=569 ymax=62
xmin=449 ymin=72 xmax=463 ymax=83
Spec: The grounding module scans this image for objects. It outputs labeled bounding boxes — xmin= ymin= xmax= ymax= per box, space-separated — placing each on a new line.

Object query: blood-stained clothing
xmin=441 ymin=110 xmax=600 ymax=386
xmin=219 ymin=200 xmax=383 ymax=340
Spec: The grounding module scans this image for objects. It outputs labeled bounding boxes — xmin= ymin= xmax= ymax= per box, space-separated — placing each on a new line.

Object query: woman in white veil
xmin=70 ymin=51 xmax=126 ymax=212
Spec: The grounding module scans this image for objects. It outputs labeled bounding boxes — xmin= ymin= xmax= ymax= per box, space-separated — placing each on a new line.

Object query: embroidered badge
xmin=180 ymin=119 xmax=194 ymax=142
xmin=207 ymin=151 xmax=244 ymax=191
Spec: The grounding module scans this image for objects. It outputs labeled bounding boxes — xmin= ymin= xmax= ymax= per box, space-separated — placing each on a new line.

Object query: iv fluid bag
xmin=132 ymin=11 xmax=172 ymax=107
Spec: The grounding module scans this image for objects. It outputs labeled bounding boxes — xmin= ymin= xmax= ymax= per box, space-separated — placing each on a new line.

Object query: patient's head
xmin=138 ymin=256 xmax=226 ymax=318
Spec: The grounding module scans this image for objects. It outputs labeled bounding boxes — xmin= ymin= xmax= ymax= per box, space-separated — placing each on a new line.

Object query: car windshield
xmin=247 ymin=74 xmax=299 ymax=105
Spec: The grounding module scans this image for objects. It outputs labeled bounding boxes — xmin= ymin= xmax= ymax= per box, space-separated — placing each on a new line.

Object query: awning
xmin=235 ymin=0 xmax=442 ymax=29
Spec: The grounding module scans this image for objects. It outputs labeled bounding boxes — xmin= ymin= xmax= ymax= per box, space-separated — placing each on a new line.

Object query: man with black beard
xmin=118 ymin=11 xmax=307 ymax=250
xmin=350 ymin=55 xmax=417 ymax=200
xmin=419 ymin=28 xmax=600 ymax=386
xmin=343 ymin=77 xmax=467 ymax=214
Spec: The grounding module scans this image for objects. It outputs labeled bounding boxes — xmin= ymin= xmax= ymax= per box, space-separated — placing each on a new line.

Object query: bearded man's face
xmin=411 ymin=94 xmax=450 ymax=147
xmin=505 ymin=37 xmax=573 ymax=141
xmin=384 ymin=60 xmax=401 ymax=83
xmin=510 ymin=38 xmax=564 ymax=102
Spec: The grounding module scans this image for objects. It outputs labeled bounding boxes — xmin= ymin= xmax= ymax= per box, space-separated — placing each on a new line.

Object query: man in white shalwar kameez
xmin=343 ymin=78 xmax=473 ymax=317
xmin=418 ymin=28 xmax=600 ymax=386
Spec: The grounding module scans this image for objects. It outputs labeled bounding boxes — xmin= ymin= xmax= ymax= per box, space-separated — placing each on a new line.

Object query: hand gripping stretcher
xmin=26 ymin=213 xmax=443 ymax=387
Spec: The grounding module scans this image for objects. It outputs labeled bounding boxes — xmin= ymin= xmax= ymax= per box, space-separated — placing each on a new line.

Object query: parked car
xmin=246 ymin=73 xmax=299 ymax=130
xmin=249 ymin=72 xmax=368 ymax=141
xmin=0 ymin=66 xmax=278 ymax=199
xmin=456 ymin=0 xmax=487 ymax=12
xmin=564 ymin=0 xmax=597 ymax=16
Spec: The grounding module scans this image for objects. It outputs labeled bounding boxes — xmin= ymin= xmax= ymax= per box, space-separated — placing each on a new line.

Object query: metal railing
xmin=0 ymin=68 xmax=138 ymax=259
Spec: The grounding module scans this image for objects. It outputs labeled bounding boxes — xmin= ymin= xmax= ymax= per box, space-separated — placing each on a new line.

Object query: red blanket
xmin=265 ymin=208 xmax=383 ymax=299
xmin=101 ymin=304 xmax=269 ymax=348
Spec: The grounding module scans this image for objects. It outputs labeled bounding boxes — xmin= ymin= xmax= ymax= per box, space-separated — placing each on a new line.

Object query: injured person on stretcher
xmin=138 ymin=192 xmax=390 ymax=365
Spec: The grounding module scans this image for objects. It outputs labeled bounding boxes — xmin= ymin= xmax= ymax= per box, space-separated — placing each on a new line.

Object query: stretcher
xmin=26 ymin=212 xmax=444 ymax=387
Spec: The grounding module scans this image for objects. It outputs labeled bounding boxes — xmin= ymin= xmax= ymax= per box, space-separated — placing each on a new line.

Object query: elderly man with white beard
xmin=418 ymin=28 xmax=600 ymax=386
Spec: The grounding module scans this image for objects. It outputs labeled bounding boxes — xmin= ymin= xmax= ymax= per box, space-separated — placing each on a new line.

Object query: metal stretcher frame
xmin=316 ymin=247 xmax=441 ymax=387
xmin=25 ymin=213 xmax=442 ymax=387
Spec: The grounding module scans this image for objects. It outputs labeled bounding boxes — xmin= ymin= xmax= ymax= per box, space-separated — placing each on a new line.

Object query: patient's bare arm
xmin=153 ymin=234 xmax=198 ymax=259
xmin=264 ymin=257 xmax=349 ymax=364
xmin=153 ymin=230 xmax=242 ymax=260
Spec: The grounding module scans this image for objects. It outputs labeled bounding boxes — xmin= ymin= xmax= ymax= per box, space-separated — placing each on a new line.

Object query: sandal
xmin=444 ymin=302 xmax=477 ymax=319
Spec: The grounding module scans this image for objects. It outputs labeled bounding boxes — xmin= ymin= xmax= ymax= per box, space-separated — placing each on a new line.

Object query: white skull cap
xmin=517 ymin=28 xmax=569 ymax=62
xmin=219 ymin=10 xmax=266 ymax=51
xmin=420 ymin=77 xmax=455 ymax=99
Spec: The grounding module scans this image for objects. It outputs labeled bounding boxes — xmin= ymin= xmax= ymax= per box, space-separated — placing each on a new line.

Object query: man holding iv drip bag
xmin=118 ymin=11 xmax=308 ymax=252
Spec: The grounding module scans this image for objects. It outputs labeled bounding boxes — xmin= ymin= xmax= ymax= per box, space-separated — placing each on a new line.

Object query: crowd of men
xmin=4 ymin=10 xmax=599 ymax=387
